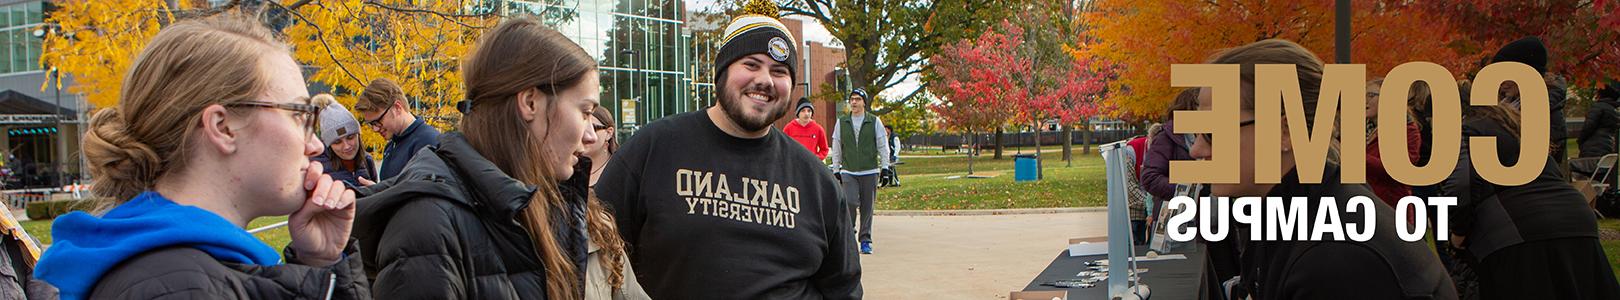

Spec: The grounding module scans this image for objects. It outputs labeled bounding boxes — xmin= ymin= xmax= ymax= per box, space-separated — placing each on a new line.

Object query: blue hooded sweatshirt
xmin=33 ymin=191 xmax=282 ymax=300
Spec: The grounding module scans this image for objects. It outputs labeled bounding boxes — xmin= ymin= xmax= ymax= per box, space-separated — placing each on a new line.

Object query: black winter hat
xmin=713 ymin=2 xmax=798 ymax=86
xmin=1491 ymin=36 xmax=1549 ymax=73
xmin=1600 ymin=80 xmax=1620 ymax=100
xmin=796 ymin=98 xmax=814 ymax=113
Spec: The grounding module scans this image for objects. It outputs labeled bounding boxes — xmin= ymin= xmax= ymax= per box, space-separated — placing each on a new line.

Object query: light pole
xmin=34 ymin=24 xmax=68 ymax=188
xmin=1335 ymin=0 xmax=1350 ymax=64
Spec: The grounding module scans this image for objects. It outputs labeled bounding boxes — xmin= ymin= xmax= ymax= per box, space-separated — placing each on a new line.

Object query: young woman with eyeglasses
xmin=30 ymin=13 xmax=368 ymax=300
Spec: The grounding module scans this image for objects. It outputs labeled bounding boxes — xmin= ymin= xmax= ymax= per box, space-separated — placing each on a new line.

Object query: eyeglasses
xmin=364 ymin=103 xmax=393 ymax=129
xmin=1193 ymin=119 xmax=1257 ymax=145
xmin=225 ymin=98 xmax=323 ymax=139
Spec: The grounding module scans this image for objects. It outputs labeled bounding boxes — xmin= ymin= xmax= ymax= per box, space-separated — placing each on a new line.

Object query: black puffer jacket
xmin=354 ymin=133 xmax=590 ymax=299
xmin=1444 ymin=118 xmax=1598 ymax=260
xmin=1579 ymin=96 xmax=1620 ymax=158
xmin=90 ymin=240 xmax=370 ymax=299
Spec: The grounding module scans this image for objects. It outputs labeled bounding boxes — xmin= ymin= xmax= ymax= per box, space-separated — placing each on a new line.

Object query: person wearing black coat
xmin=92 ymin=241 xmax=370 ymax=299
xmin=355 ymin=134 xmax=591 ymax=299
xmin=1490 ymin=37 xmax=1571 ymax=173
xmin=1580 ymin=83 xmax=1620 ymax=158
xmin=352 ymin=17 xmax=638 ymax=300
xmin=1444 ymin=111 xmax=1620 ymax=300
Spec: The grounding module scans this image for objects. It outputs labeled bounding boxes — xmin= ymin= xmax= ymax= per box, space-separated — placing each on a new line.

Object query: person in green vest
xmin=830 ymin=88 xmax=890 ymax=255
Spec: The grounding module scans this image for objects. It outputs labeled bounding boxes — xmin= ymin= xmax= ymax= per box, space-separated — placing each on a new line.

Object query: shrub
xmin=25 ymin=199 xmax=96 ymax=220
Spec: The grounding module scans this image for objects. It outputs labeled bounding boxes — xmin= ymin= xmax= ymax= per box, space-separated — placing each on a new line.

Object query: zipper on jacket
xmin=324 ymin=273 xmax=337 ymax=300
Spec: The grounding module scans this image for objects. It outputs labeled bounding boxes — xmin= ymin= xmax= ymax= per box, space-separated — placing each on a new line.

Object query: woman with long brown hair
xmin=354 ymin=17 xmax=640 ymax=299
xmin=32 ymin=13 xmax=368 ymax=300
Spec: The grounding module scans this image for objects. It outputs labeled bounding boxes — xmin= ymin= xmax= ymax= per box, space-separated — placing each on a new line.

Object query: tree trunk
xmin=1035 ymin=122 xmax=1043 ymax=180
xmin=1063 ymin=123 xmax=1074 ymax=167
xmin=1082 ymin=118 xmax=1093 ymax=154
xmin=968 ymin=130 xmax=977 ymax=175
xmin=994 ymin=127 xmax=1004 ymax=159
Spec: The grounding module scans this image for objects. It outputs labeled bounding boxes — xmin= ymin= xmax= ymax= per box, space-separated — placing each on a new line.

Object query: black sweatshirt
xmin=595 ymin=110 xmax=863 ymax=300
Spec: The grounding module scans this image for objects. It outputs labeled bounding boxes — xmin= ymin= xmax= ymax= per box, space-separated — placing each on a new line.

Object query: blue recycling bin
xmin=1014 ymin=154 xmax=1038 ymax=182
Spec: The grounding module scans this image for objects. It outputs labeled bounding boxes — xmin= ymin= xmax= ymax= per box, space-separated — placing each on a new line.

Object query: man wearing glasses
xmin=355 ymin=78 xmax=440 ymax=180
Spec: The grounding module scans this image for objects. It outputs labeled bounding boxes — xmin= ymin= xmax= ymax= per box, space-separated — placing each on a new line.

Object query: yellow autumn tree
xmin=283 ymin=0 xmax=495 ymax=154
xmin=39 ymin=0 xmax=187 ymax=109
xmin=42 ymin=0 xmax=497 ymax=156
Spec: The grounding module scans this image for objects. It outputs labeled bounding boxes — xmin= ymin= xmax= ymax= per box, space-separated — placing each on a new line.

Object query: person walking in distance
xmin=830 ymin=88 xmax=889 ymax=255
xmin=783 ymin=97 xmax=830 ymax=161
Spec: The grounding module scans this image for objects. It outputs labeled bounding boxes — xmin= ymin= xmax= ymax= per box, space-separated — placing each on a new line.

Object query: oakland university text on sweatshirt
xmin=595 ymin=110 xmax=863 ymax=300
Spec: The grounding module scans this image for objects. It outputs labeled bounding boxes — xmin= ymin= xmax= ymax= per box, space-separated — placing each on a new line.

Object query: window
xmin=0 ymin=31 xmax=11 ymax=73
xmin=0 ymin=1 xmax=43 ymax=75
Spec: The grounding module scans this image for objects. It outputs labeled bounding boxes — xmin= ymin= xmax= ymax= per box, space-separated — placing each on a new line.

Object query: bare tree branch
xmin=872 ymin=81 xmax=929 ymax=115
xmin=363 ymin=0 xmax=494 ymax=29
xmin=780 ymin=5 xmax=834 ymax=24
xmin=165 ymin=0 xmax=241 ymax=20
xmin=284 ymin=0 xmax=315 ymax=10
xmin=270 ymin=0 xmax=364 ymax=86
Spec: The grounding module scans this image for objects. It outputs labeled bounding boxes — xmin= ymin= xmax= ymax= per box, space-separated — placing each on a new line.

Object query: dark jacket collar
xmin=356 ymin=133 xmax=592 ymax=231
xmin=392 ymin=117 xmax=427 ymax=141
xmin=432 ymin=134 xmax=540 ymax=220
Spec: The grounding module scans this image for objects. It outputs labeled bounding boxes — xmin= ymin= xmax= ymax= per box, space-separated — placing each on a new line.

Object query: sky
xmin=683 ymin=0 xmax=924 ymax=101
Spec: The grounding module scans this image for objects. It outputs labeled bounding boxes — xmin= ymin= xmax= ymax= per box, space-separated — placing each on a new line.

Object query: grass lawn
xmin=1601 ymin=218 xmax=1620 ymax=284
xmin=877 ymin=153 xmax=1107 ymax=210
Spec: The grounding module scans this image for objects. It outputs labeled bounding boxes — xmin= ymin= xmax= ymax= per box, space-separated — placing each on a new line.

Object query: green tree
xmin=778 ymin=0 xmax=1011 ymax=114
xmin=882 ymin=92 xmax=938 ymax=140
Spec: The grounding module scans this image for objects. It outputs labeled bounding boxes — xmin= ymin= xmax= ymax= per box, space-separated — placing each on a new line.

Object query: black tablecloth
xmin=1023 ymin=243 xmax=1207 ymax=300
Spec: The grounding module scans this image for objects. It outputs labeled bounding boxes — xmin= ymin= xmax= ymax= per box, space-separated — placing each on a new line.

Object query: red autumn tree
xmin=1418 ymin=0 xmax=1620 ymax=86
xmin=928 ymin=21 xmax=1024 ymax=174
xmin=1079 ymin=0 xmax=1473 ymax=119
xmin=1002 ymin=1 xmax=1110 ymax=171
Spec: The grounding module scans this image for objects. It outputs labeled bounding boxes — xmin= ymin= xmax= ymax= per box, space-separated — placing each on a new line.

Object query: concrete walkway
xmin=860 ymin=211 xmax=1104 ymax=299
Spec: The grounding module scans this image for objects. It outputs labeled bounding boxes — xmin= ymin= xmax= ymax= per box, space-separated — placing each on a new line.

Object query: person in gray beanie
xmin=313 ymin=100 xmax=378 ymax=188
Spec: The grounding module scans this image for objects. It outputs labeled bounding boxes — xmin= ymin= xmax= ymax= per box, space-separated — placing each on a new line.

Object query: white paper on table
xmin=1067 ymin=242 xmax=1109 ymax=257
xmin=1133 ymin=254 xmax=1188 ymax=262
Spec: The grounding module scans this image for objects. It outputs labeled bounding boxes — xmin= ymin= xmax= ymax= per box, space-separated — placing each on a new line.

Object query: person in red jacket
xmin=1365 ymin=78 xmax=1423 ymax=215
xmin=784 ymin=98 xmax=830 ymax=160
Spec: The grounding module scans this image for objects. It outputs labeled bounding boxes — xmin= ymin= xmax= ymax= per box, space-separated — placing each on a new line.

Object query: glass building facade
xmin=0 ymin=1 xmax=42 ymax=75
xmin=485 ymin=0 xmax=714 ymax=137
xmin=0 ymin=0 xmax=83 ymax=189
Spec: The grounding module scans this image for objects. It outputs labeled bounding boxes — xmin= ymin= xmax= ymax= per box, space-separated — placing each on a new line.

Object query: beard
xmin=717 ymin=79 xmax=789 ymax=132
